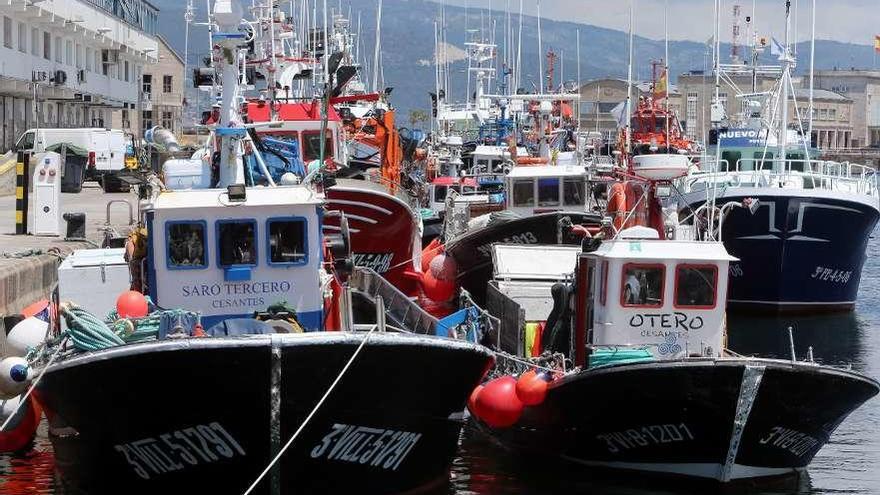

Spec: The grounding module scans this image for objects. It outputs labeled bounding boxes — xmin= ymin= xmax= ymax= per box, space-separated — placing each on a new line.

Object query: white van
xmin=13 ymin=128 xmax=128 ymax=192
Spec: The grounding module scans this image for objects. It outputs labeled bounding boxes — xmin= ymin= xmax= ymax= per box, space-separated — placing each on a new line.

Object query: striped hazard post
xmin=15 ymin=152 xmax=29 ymax=235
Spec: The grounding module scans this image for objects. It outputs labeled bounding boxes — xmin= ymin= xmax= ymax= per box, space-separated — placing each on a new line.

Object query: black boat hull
xmin=37 ymin=333 xmax=493 ymax=494
xmin=474 ymin=358 xmax=878 ymax=482
xmin=447 ymin=212 xmax=602 ymax=305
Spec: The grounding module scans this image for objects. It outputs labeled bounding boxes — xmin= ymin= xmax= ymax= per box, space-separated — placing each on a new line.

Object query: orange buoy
xmin=515 ymin=370 xmax=549 ymax=406
xmin=116 ymin=290 xmax=148 ymax=318
xmin=422 ymin=270 xmax=457 ymax=302
xmin=421 ymin=238 xmax=443 ymax=272
xmin=474 ymin=376 xmax=524 ymax=428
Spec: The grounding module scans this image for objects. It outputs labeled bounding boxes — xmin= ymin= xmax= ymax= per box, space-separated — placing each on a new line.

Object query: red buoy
xmin=474 ymin=376 xmax=524 ymax=428
xmin=421 ymin=238 xmax=443 ymax=272
xmin=116 ymin=290 xmax=148 ymax=318
xmin=515 ymin=370 xmax=549 ymax=406
xmin=467 ymin=385 xmax=484 ymax=418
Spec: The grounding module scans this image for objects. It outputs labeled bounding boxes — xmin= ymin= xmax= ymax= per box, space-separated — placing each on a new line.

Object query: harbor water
xmin=2 ymin=232 xmax=879 ymax=494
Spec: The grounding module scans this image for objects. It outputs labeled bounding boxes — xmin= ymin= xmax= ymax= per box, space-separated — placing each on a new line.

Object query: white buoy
xmin=6 ymin=317 xmax=48 ymax=358
xmin=0 ymin=357 xmax=30 ymax=400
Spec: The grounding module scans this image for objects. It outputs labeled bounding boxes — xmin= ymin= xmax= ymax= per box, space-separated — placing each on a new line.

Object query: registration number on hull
xmin=310 ymin=423 xmax=422 ymax=471
xmin=114 ymin=422 xmax=246 ymax=480
xmin=596 ymin=423 xmax=695 ymax=454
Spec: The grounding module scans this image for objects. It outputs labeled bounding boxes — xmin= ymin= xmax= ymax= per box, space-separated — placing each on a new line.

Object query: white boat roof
xmin=506 ymin=165 xmax=587 ymax=178
xmin=493 ymin=244 xmax=582 ymax=280
xmin=151 ymin=185 xmax=322 ymax=210
xmin=473 ymin=145 xmax=527 ymax=157
xmin=596 ymin=239 xmax=738 ymax=262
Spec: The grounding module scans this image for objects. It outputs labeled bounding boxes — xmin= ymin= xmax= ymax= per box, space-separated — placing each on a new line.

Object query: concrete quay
xmin=0 ymin=182 xmax=137 ymax=319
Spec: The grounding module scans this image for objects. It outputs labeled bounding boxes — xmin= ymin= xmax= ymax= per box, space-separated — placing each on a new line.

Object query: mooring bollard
xmin=15 ymin=152 xmax=30 ymax=235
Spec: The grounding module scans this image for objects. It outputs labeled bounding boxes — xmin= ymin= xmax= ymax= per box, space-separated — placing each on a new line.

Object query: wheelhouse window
xmin=537 ymin=178 xmax=560 ymax=206
xmin=621 ymin=264 xmax=665 ymax=308
xmin=167 ymin=222 xmax=207 ymax=269
xmin=302 ymin=131 xmax=333 ymax=162
xmin=563 ymin=178 xmax=585 ymax=206
xmin=267 ymin=218 xmax=308 ymax=265
xmin=217 ymin=220 xmax=257 ymax=266
xmin=512 ymin=179 xmax=534 ymax=207
xmin=433 ymin=185 xmax=448 ymax=202
xmin=675 ymin=265 xmax=718 ymax=309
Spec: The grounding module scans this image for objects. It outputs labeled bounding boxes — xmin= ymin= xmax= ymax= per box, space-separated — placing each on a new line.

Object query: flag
xmin=610 ymin=101 xmax=628 ymax=129
xmin=654 ymin=68 xmax=668 ymax=100
xmin=874 ymin=35 xmax=880 ymax=53
xmin=770 ymin=37 xmax=785 ymax=59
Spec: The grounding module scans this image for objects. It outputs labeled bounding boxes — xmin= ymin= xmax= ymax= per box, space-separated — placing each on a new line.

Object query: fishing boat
xmin=27 ymin=3 xmax=494 ymax=493
xmin=677 ymin=2 xmax=879 ymax=313
xmin=469 ymin=226 xmax=878 ymax=482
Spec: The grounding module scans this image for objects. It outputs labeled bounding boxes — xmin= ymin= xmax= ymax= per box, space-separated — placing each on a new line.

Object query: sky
xmin=444 ymin=0 xmax=878 ymax=45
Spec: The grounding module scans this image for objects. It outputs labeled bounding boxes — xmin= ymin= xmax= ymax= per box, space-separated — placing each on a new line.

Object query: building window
xmin=30 ymin=28 xmax=38 ymax=56
xmin=65 ymin=40 xmax=72 ymax=65
xmin=121 ymin=109 xmax=130 ymax=129
xmin=3 ymin=17 xmax=11 ymax=49
xmin=18 ymin=22 xmax=26 ymax=53
xmin=819 ymin=108 xmax=828 ymax=121
xmin=163 ymin=75 xmax=173 ymax=93
xmin=829 ymin=108 xmax=837 ymax=120
xmin=54 ymin=37 xmax=62 ymax=63
xmin=124 ymin=60 xmax=130 ymax=82
xmin=621 ymin=263 xmax=665 ymax=308
xmin=142 ymin=74 xmax=152 ymax=94
xmin=42 ymin=31 xmax=50 ymax=60
xmin=142 ymin=110 xmax=153 ymax=129
xmin=161 ymin=111 xmax=173 ymax=129
xmin=86 ymin=47 xmax=93 ymax=71
xmin=75 ymin=43 xmax=83 ymax=69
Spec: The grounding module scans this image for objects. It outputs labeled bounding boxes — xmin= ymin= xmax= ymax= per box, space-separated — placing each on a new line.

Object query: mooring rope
xmin=0 ymin=335 xmax=69 ymax=432
xmin=241 ymin=325 xmax=378 ymax=495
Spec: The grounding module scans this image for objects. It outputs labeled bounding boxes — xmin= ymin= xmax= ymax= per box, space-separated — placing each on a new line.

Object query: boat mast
xmin=372 ymin=0 xmax=382 ymax=93
xmin=537 ymin=0 xmax=543 ymax=93
xmin=807 ymin=0 xmax=815 ymax=140
xmin=516 ymin=0 xmax=523 ymax=93
xmin=664 ymin=0 xmax=670 ymax=143
xmin=777 ymin=0 xmax=792 ymax=172
xmin=214 ymin=0 xmax=246 ymax=187
xmin=625 ymin=0 xmax=634 ymax=157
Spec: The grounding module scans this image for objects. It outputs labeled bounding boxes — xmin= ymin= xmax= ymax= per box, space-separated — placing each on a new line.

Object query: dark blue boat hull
xmin=685 ymin=192 xmax=879 ymax=313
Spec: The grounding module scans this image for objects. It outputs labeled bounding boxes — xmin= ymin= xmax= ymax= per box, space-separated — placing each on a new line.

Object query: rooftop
xmin=151 ymin=186 xmax=322 ymax=210
xmin=506 ymin=165 xmax=587 ymax=178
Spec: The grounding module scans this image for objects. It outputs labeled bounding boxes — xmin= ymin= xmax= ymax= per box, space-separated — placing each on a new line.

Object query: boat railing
xmin=685 ymin=158 xmax=878 ymax=198
xmin=349 ymin=267 xmax=438 ymax=336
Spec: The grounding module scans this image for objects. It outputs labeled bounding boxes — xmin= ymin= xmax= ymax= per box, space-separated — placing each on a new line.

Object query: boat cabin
xmin=505 ymin=165 xmax=590 ymax=216
xmin=484 ymin=230 xmax=735 ymax=366
xmin=244 ymin=101 xmax=348 ymax=167
xmin=143 ymin=185 xmax=325 ymax=330
xmin=470 ymin=145 xmax=527 ymax=174
xmin=428 ymin=176 xmax=479 ymax=217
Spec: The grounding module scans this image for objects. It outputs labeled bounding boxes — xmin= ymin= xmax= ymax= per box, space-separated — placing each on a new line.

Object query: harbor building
xmin=813 ymin=70 xmax=880 ymax=148
xmin=121 ymin=35 xmax=184 ymax=136
xmin=577 ymin=78 xmax=683 ymax=138
xmin=0 ymin=0 xmax=159 ymax=152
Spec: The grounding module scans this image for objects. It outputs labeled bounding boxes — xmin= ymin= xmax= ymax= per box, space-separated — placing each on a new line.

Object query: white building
xmin=0 ymin=0 xmax=159 ymax=151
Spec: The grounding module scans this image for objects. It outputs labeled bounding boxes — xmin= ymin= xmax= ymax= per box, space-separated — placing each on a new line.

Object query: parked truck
xmin=12 ymin=128 xmax=129 ymax=193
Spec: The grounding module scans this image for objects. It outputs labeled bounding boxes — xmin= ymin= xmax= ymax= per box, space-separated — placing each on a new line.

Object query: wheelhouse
xmin=428 ymin=176 xmax=479 ymax=217
xmin=144 ymin=186 xmax=325 ymax=330
xmin=505 ymin=165 xmax=589 ymax=215
xmin=243 ymin=101 xmax=348 ymax=166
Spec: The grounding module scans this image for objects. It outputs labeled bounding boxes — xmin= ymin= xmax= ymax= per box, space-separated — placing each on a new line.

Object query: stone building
xmin=123 ymin=36 xmax=184 ymax=137
xmin=813 ymin=70 xmax=880 ymax=148
xmin=0 ymin=0 xmax=159 ymax=152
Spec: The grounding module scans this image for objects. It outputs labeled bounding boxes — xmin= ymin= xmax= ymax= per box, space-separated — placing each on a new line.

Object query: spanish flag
xmin=875 ymin=35 xmax=880 ymax=53
xmin=654 ymin=68 xmax=668 ymax=100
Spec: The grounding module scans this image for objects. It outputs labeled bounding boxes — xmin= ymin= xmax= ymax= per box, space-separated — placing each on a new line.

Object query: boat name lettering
xmin=596 ymin=423 xmax=695 ymax=454
xmin=181 ymin=281 xmax=292 ymax=297
xmin=351 ymin=253 xmax=394 ymax=273
xmin=759 ymin=426 xmax=820 ymax=458
xmin=310 ymin=423 xmax=422 ymax=471
xmin=114 ymin=422 xmax=246 ymax=480
xmin=629 ymin=312 xmax=703 ymax=331
xmin=729 ymin=263 xmax=743 ymax=278
xmin=810 ymin=266 xmax=852 ymax=284
xmin=476 ymin=232 xmax=539 ymax=258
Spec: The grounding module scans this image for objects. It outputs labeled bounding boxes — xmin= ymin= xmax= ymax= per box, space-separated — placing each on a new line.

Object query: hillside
xmin=151 ymin=0 xmax=879 ymax=119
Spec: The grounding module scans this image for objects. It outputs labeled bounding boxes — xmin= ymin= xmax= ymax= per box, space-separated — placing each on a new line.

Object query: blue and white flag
xmin=770 ymin=37 xmax=786 ymax=59
xmin=610 ymin=101 xmax=628 ymax=129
